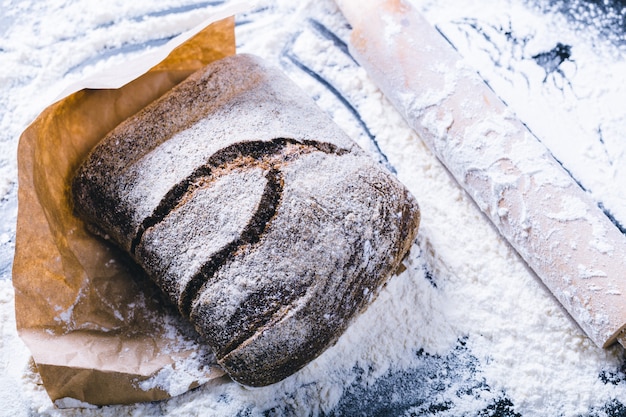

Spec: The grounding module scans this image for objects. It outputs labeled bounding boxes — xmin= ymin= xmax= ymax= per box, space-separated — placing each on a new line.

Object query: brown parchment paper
xmin=13 ymin=9 xmax=239 ymax=407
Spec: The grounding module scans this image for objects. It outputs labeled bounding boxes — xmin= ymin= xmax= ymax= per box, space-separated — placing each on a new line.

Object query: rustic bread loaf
xmin=72 ymin=53 xmax=420 ymax=386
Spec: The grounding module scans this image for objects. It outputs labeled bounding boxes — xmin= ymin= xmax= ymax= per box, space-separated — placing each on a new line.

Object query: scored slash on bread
xmin=72 ymin=54 xmax=420 ymax=386
xmin=132 ymin=139 xmax=348 ymax=320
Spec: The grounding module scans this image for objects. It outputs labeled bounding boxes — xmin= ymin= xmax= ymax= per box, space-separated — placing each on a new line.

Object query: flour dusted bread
xmin=72 ymin=54 xmax=420 ymax=386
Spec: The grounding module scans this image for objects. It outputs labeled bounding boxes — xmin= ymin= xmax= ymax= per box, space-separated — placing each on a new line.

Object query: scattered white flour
xmin=418 ymin=0 xmax=626 ymax=228
xmin=138 ymin=360 xmax=215 ymax=398
xmin=2 ymin=0 xmax=626 ymax=416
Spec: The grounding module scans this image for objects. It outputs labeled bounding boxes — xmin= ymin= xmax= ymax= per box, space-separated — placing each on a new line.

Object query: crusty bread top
xmin=72 ymin=54 xmax=359 ymax=254
xmin=72 ymin=54 xmax=420 ymax=387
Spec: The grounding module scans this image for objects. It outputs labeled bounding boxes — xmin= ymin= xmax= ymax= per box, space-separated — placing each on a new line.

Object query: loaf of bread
xmin=71 ymin=54 xmax=420 ymax=386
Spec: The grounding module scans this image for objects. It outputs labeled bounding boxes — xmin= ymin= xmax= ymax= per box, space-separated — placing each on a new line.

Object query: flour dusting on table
xmin=2 ymin=0 xmax=626 ymax=416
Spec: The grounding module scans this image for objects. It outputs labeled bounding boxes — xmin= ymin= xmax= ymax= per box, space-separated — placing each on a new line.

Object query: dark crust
xmin=129 ymin=138 xmax=347 ymax=256
xmin=218 ymin=167 xmax=420 ymax=386
xmin=177 ymin=167 xmax=283 ymax=320
xmin=131 ymin=138 xmax=348 ymax=323
xmin=71 ymin=53 xmax=421 ymax=387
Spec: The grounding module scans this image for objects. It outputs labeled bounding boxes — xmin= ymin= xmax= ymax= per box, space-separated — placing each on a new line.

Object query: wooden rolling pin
xmin=335 ymin=0 xmax=626 ymax=349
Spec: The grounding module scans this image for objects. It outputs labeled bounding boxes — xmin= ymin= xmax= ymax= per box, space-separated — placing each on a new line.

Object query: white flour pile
xmin=2 ymin=0 xmax=626 ymax=416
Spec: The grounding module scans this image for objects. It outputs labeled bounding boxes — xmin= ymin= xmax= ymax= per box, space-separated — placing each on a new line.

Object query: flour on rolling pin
xmin=335 ymin=0 xmax=626 ymax=349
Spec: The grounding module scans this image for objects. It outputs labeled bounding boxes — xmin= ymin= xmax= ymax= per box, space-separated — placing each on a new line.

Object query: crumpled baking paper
xmin=13 ymin=3 xmax=247 ymax=407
